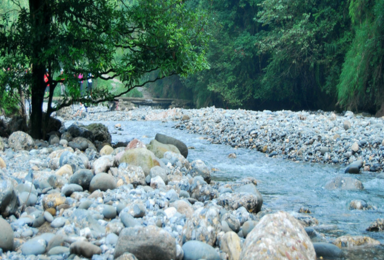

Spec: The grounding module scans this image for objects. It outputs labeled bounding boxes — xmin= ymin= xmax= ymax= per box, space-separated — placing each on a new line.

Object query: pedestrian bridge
xmin=48 ymin=97 xmax=192 ymax=108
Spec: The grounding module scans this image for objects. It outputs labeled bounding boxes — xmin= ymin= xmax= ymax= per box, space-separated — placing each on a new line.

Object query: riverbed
xmin=66 ymin=117 xmax=384 ymax=253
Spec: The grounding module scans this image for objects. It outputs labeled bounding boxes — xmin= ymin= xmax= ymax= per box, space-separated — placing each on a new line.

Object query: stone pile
xmin=0 ymin=107 xmax=382 ymax=259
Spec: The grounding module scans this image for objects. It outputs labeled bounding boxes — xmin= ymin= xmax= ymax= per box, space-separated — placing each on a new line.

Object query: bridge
xmin=47 ymin=97 xmax=192 ymax=109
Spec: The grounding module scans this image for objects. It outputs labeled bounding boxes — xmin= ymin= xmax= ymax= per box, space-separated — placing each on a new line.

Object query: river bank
xmin=73 ymin=105 xmax=384 ymax=174
xmin=0 ymin=106 xmax=383 ymax=259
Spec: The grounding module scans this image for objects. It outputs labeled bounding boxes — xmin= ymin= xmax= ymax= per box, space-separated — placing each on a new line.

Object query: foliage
xmin=0 ymin=0 xmax=209 ymax=138
xmin=158 ymin=0 xmax=353 ymax=111
xmin=337 ymin=0 xmax=384 ymax=112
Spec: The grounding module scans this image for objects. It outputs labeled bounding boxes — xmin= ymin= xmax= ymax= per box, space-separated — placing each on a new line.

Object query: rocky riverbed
xmin=0 ymin=105 xmax=383 ymax=259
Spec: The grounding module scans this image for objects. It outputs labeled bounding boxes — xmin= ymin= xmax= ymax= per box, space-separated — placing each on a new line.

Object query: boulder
xmin=89 ymin=173 xmax=117 ymax=192
xmin=69 ymin=169 xmax=94 ymax=190
xmin=149 ymin=166 xmax=168 ymax=184
xmin=93 ymin=155 xmax=114 ymax=174
xmin=100 ymin=145 xmax=114 ymax=155
xmin=155 ymin=133 xmax=188 ymax=158
xmin=182 ymin=240 xmax=220 ymax=260
xmin=325 ymin=176 xmax=364 ymax=190
xmin=0 ymin=217 xmax=14 ymax=252
xmin=126 ymin=138 xmax=146 ymax=150
xmin=70 ymin=241 xmax=102 ymax=258
xmin=313 ymin=243 xmax=343 ymax=258
xmin=189 ymin=160 xmax=211 ymax=183
xmin=240 ymin=211 xmax=316 ymax=260
xmin=345 ymin=160 xmax=363 ymax=174
xmin=219 ymin=232 xmax=241 ymax=260
xmin=217 ymin=190 xmax=263 ymax=214
xmin=43 ymin=114 xmax=62 ymax=133
xmin=116 ymin=165 xmax=146 ymax=187
xmin=333 ymin=235 xmax=380 ymax=248
xmin=69 ymin=137 xmax=97 ymax=151
xmin=119 ymin=148 xmax=159 ymax=176
xmin=182 ymin=206 xmax=221 ymax=246
xmin=84 ymin=123 xmax=111 ymax=144
xmin=8 ymin=131 xmax=34 ymax=150
xmin=0 ymin=180 xmax=19 ymax=217
xmin=21 ymin=238 xmax=46 ymax=255
xmin=147 ymin=139 xmax=180 ymax=159
xmin=114 ymin=226 xmax=176 ymax=260
xmin=366 ymin=218 xmax=384 ymax=231
xmin=67 ymin=124 xmax=94 ymax=140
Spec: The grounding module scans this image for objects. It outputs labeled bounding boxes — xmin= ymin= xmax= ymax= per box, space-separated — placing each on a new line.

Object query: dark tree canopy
xmin=0 ymin=0 xmax=208 ymax=138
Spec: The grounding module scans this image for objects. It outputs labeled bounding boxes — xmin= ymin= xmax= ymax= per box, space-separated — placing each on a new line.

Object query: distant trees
xmin=0 ymin=0 xmax=208 ymax=138
xmin=156 ymin=0 xmax=384 ymax=113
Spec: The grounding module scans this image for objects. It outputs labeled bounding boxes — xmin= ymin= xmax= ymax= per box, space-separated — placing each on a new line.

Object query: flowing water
xmin=67 ymin=119 xmax=384 ymax=259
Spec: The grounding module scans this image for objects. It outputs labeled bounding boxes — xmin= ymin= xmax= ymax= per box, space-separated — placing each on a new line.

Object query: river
xmin=66 ymin=119 xmax=384 ymax=259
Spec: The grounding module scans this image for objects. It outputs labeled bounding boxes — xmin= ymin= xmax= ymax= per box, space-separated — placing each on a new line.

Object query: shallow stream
xmin=67 ymin=119 xmax=384 ymax=259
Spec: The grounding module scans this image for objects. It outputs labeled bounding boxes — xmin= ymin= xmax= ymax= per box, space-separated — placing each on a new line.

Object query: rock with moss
xmin=119 ymin=148 xmax=159 ymax=176
xmin=147 ymin=139 xmax=180 ymax=159
xmin=84 ymin=123 xmax=111 ymax=144
xmin=8 ymin=131 xmax=34 ymax=151
xmin=155 ymin=133 xmax=188 ymax=158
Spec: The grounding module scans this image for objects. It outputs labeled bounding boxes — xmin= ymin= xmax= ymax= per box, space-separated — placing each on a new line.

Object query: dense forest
xmin=1 ymin=0 xmax=384 ymax=115
xmin=150 ymin=0 xmax=384 ymax=114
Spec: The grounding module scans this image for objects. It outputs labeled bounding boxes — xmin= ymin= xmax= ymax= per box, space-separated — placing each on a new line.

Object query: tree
xmin=0 ymin=0 xmax=208 ymax=139
xmin=256 ymin=0 xmax=352 ymax=110
xmin=337 ymin=0 xmax=384 ymax=113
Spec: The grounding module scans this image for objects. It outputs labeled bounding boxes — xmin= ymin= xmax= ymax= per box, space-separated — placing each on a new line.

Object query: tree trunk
xmin=28 ymin=0 xmax=52 ymax=139
xmin=30 ymin=66 xmax=45 ymax=139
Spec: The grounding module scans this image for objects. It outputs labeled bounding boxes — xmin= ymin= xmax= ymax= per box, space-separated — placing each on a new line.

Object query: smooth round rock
xmin=44 ymin=211 xmax=54 ymax=222
xmin=0 ymin=218 xmax=14 ymax=252
xmin=70 ymin=241 xmax=102 ymax=258
xmin=313 ymin=242 xmax=343 ymax=258
xmin=21 ymin=239 xmax=46 ymax=255
xmin=62 ymin=183 xmax=83 ymax=196
xmin=69 ymin=169 xmax=94 ymax=190
xmin=51 ymin=217 xmax=66 ymax=228
xmin=47 ymin=246 xmax=70 ymax=256
xmin=182 ymin=240 xmax=220 ymax=260
xmin=89 ymin=173 xmax=117 ymax=192
xmin=102 ymin=205 xmax=117 ymax=219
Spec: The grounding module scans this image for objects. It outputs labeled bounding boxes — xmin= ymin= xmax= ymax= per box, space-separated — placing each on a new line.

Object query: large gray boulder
xmin=325 ymin=176 xmax=364 ymax=190
xmin=155 ymin=133 xmax=188 ymax=158
xmin=84 ymin=123 xmax=112 ymax=144
xmin=8 ymin=131 xmax=34 ymax=150
xmin=182 ymin=206 xmax=221 ymax=246
xmin=217 ymin=184 xmax=263 ymax=214
xmin=147 ymin=139 xmax=180 ymax=159
xmin=67 ymin=124 xmax=94 ymax=141
xmin=0 ymin=180 xmax=19 ymax=217
xmin=114 ymin=226 xmax=176 ymax=260
xmin=240 ymin=211 xmax=316 ymax=260
xmin=70 ymin=241 xmax=102 ymax=258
